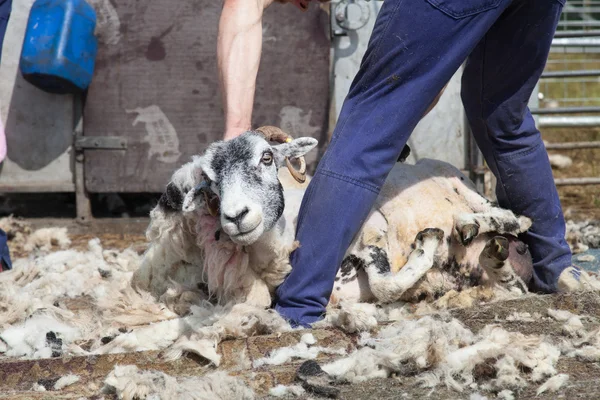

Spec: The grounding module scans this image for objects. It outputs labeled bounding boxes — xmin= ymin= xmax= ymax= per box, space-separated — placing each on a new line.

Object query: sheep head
xmin=186 ymin=128 xmax=318 ymax=246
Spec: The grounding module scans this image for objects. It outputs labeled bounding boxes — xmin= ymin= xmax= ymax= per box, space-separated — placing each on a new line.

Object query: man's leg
xmin=461 ymin=0 xmax=571 ymax=294
xmin=274 ymin=0 xmax=513 ymax=326
xmin=0 ymin=0 xmax=10 ymax=272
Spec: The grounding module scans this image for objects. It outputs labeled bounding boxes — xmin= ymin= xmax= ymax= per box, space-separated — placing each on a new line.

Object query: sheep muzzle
xmin=255 ymin=125 xmax=307 ymax=184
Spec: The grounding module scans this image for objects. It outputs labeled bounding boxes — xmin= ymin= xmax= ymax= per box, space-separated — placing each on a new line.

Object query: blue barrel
xmin=19 ymin=0 xmax=98 ymax=94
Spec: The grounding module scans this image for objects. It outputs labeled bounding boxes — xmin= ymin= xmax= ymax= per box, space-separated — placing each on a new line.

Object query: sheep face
xmin=196 ymin=132 xmax=317 ymax=246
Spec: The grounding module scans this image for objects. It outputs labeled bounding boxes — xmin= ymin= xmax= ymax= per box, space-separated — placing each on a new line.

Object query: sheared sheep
xmin=135 ymin=127 xmax=534 ymax=311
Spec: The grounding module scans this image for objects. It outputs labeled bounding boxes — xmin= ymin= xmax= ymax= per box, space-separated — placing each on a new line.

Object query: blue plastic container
xmin=19 ymin=0 xmax=98 ymax=94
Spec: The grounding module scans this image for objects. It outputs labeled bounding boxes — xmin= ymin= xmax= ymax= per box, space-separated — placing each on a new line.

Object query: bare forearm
xmin=218 ymin=0 xmax=274 ymax=140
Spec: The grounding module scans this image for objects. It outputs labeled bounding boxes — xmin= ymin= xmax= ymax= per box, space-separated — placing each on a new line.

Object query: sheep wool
xmin=269 ymin=384 xmax=306 ymax=397
xmin=536 ymin=374 xmax=569 ymax=395
xmin=252 ymin=333 xmax=346 ymax=368
xmin=320 ymin=315 xmax=561 ymax=392
xmin=54 ymin=374 xmax=81 ymax=390
xmin=102 ymin=365 xmax=254 ymax=400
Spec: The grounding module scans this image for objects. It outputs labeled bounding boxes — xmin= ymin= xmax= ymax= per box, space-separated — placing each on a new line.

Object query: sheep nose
xmin=223 ymin=207 xmax=249 ymax=224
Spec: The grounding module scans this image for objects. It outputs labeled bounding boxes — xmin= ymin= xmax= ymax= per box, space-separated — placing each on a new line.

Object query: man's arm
xmin=218 ymin=0 xmax=275 ymax=140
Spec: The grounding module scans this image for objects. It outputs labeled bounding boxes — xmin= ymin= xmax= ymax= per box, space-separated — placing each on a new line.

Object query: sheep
xmin=138 ymin=126 xmax=534 ymax=312
xmin=132 ymin=154 xmax=310 ymax=305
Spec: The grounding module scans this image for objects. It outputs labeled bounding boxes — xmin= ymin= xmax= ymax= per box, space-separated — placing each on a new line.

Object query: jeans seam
xmin=320 ymin=169 xmax=380 ymax=194
xmin=426 ymin=0 xmax=502 ymax=19
xmin=495 ymin=141 xmax=543 ymax=162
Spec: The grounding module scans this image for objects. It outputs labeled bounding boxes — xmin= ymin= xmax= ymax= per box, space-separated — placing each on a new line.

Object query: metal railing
xmin=533 ymin=0 xmax=600 ymax=186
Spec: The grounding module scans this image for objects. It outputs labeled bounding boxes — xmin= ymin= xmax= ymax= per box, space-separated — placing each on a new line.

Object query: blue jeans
xmin=0 ymin=0 xmax=11 ymax=271
xmin=274 ymin=0 xmax=570 ymax=327
xmin=0 ymin=0 xmax=11 ymax=63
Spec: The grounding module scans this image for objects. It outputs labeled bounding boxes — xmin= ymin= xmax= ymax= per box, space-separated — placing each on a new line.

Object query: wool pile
xmin=319 ymin=314 xmax=560 ymax=393
xmin=566 ymin=219 xmax=600 ymax=253
xmin=0 ymin=218 xmax=291 ymax=362
xmin=102 ymin=365 xmax=254 ymax=400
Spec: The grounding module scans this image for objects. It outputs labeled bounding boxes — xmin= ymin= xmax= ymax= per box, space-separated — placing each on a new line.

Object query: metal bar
xmin=562 ymin=3 xmax=600 ymax=21
xmin=0 ymin=183 xmax=76 ymax=192
xmin=73 ymin=94 xmax=93 ymax=223
xmin=555 ymin=178 xmax=600 ymax=186
xmin=541 ymin=69 xmax=600 ymax=78
xmin=545 ymin=141 xmax=600 ymax=150
xmin=560 ymin=7 xmax=600 ymax=12
xmin=552 ymin=39 xmax=600 ymax=47
xmin=531 ymin=106 xmax=600 ymax=115
xmin=540 ymin=116 xmax=600 ymax=127
xmin=74 ymin=136 xmax=128 ymax=150
xmin=556 ymin=21 xmax=600 ymax=27
xmin=553 ymin=30 xmax=600 ymax=38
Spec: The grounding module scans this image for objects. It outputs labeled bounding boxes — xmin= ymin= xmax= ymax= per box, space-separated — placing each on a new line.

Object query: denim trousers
xmin=274 ymin=0 xmax=571 ymax=327
xmin=0 ymin=0 xmax=11 ymax=63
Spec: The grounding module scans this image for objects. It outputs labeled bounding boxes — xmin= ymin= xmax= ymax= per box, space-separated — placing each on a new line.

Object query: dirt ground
xmin=2 ymin=289 xmax=600 ymax=400
xmin=1 ymin=219 xmax=600 ymax=400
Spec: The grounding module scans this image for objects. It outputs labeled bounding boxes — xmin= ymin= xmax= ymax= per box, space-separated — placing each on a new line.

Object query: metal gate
xmin=534 ymin=0 xmax=600 ymax=186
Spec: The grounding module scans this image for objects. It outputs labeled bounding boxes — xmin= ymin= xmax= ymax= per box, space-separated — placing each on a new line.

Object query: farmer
xmin=218 ymin=0 xmax=585 ymax=327
xmin=0 ymin=0 xmax=12 ymax=272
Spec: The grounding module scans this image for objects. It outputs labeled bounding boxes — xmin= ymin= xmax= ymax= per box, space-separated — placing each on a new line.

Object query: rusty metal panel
xmin=84 ymin=1 xmax=330 ymax=193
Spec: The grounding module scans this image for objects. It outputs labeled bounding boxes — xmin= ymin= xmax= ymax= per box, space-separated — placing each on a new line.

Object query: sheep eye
xmin=261 ymin=152 xmax=273 ymax=165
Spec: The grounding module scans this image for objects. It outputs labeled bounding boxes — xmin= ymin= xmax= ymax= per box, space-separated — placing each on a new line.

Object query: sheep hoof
xmin=458 ymin=224 xmax=479 ymax=246
xmin=485 ymin=236 xmax=510 ymax=264
xmin=296 ymin=360 xmax=340 ymax=398
xmin=415 ymin=228 xmax=444 ymax=245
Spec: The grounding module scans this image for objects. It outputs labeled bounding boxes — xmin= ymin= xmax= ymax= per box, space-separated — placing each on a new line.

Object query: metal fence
xmin=533 ymin=0 xmax=600 ymax=186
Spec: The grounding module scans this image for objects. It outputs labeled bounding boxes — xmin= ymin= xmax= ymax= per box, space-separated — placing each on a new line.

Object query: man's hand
xmin=218 ymin=0 xmax=275 ymax=141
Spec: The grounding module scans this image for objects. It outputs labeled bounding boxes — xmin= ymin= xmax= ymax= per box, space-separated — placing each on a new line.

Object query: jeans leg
xmin=461 ymin=0 xmax=570 ymax=293
xmin=0 ymin=228 xmax=11 ymax=272
xmin=0 ymin=0 xmax=12 ymax=64
xmin=274 ymin=0 xmax=512 ymax=326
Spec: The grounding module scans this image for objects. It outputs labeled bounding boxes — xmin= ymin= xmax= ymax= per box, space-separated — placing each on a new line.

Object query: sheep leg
xmin=364 ymin=228 xmax=444 ymax=303
xmin=479 ymin=236 xmax=528 ymax=293
xmin=454 ymin=208 xmax=532 ymax=246
xmin=242 ymin=270 xmax=274 ymax=308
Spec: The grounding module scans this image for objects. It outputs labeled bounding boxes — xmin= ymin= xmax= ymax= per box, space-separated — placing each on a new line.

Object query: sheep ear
xmin=272 ymin=137 xmax=318 ymax=166
xmin=195 ymin=156 xmax=214 ymax=181
xmin=158 ymin=182 xmax=184 ymax=211
xmin=194 ymin=145 xmax=221 ymax=182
